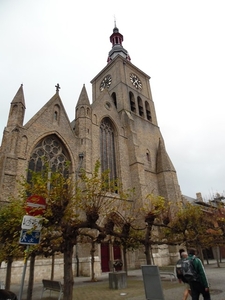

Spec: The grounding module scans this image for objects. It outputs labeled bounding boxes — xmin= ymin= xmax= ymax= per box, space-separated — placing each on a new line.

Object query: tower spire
xmin=107 ymin=24 xmax=131 ymax=63
xmin=7 ymin=84 xmax=26 ymax=128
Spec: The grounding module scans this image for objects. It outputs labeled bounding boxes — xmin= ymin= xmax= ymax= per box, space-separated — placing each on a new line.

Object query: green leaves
xmin=165 ymin=200 xmax=225 ymax=249
xmin=0 ymin=198 xmax=25 ymax=261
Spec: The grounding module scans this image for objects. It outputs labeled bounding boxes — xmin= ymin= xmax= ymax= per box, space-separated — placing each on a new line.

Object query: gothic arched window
xmin=27 ymin=135 xmax=71 ymax=182
xmin=100 ymin=118 xmax=117 ymax=181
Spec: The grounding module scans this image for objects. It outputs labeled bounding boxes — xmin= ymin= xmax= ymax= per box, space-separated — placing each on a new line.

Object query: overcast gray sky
xmin=1 ymin=0 xmax=225 ymax=200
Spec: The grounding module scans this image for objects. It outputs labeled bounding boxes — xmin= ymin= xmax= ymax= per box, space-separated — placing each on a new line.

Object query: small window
xmin=53 ymin=104 xmax=60 ymax=123
xmin=146 ymin=150 xmax=151 ymax=167
xmin=111 ymin=92 xmax=117 ymax=108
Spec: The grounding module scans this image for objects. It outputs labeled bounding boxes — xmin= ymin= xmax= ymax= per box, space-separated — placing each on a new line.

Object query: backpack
xmin=180 ymin=257 xmax=199 ymax=282
xmin=176 ymin=259 xmax=183 ymax=280
xmin=176 ymin=258 xmax=188 ymax=283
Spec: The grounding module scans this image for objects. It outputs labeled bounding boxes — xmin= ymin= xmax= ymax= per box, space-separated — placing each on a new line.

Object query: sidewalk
xmin=10 ymin=261 xmax=225 ymax=300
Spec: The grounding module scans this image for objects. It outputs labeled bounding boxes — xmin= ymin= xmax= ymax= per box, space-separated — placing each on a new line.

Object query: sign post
xmin=18 ymin=195 xmax=46 ymax=300
xmin=18 ymin=245 xmax=30 ymax=300
xmin=19 ymin=229 xmax=41 ymax=245
xmin=25 ymin=195 xmax=46 ymax=216
xmin=22 ymin=215 xmax=42 ymax=231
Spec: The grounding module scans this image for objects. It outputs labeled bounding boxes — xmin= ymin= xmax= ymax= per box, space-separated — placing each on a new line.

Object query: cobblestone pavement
xmin=9 ymin=261 xmax=225 ymax=300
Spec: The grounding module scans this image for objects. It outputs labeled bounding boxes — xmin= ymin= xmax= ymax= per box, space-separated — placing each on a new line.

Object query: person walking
xmin=187 ymin=248 xmax=211 ymax=300
xmin=176 ymin=250 xmax=191 ymax=300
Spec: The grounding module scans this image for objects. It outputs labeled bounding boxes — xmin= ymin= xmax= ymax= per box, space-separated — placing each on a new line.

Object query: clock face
xmin=100 ymin=75 xmax=112 ymax=91
xmin=130 ymin=73 xmax=142 ymax=89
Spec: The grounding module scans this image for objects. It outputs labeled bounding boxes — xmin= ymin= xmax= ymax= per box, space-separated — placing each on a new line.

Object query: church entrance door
xmin=101 ymin=243 xmax=122 ymax=272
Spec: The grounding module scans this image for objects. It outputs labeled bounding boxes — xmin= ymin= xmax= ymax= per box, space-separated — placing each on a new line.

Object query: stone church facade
xmin=0 ymin=26 xmax=182 ymax=277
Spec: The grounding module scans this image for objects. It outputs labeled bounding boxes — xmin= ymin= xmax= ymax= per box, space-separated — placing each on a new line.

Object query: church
xmin=0 ymin=25 xmax=182 ymax=278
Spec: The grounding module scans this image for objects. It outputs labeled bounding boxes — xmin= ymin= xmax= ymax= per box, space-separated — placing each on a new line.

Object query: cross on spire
xmin=55 ymin=83 xmax=60 ymax=92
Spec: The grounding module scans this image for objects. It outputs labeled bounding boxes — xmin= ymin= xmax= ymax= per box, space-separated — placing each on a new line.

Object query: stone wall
xmin=0 ymin=256 xmax=102 ymax=284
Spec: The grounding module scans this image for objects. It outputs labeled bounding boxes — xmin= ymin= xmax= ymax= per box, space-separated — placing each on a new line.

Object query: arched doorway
xmin=101 ymin=242 xmax=122 ymax=272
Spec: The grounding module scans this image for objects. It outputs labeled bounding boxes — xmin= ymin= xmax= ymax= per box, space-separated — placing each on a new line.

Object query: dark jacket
xmin=188 ymin=254 xmax=209 ymax=288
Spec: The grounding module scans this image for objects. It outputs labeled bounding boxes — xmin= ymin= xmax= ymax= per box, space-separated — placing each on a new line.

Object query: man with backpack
xmin=185 ymin=248 xmax=211 ymax=300
xmin=176 ymin=250 xmax=191 ymax=300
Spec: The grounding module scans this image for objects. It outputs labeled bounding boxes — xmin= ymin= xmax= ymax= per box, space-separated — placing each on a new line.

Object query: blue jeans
xmin=189 ymin=281 xmax=211 ymax=300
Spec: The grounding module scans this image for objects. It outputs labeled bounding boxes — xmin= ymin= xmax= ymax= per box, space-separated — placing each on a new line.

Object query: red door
xmin=101 ymin=243 xmax=110 ymax=272
xmin=101 ymin=243 xmax=122 ymax=272
xmin=113 ymin=245 xmax=122 ymax=271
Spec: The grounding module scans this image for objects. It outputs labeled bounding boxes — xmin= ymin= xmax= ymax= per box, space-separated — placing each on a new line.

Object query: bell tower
xmin=91 ymin=26 xmax=157 ymax=124
xmin=107 ymin=24 xmax=131 ymax=63
xmin=90 ymin=25 xmax=182 ymax=206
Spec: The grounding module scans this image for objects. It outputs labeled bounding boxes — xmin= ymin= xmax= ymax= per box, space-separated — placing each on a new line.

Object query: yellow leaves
xmin=137 ymin=194 xmax=169 ymax=228
xmin=143 ymin=194 xmax=166 ymax=213
xmin=166 ymin=200 xmax=225 ymax=248
xmin=76 ymin=164 xmax=126 ymax=220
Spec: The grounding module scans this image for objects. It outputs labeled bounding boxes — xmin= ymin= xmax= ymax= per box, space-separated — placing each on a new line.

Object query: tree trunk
xmin=144 ymin=225 xmax=152 ymax=265
xmin=63 ymin=240 xmax=74 ymax=300
xmin=203 ymin=249 xmax=209 ymax=265
xmin=144 ymin=243 xmax=151 ymax=265
xmin=75 ymin=245 xmax=79 ymax=277
xmin=122 ymin=246 xmax=128 ymax=275
xmin=197 ymin=246 xmax=204 ymax=265
xmin=51 ymin=254 xmax=55 ymax=280
xmin=215 ymin=246 xmax=220 ymax=268
xmin=90 ymin=241 xmax=96 ymax=281
xmin=150 ymin=247 xmax=154 ymax=265
xmin=5 ymin=257 xmax=12 ymax=290
xmin=27 ymin=253 xmax=35 ymax=300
